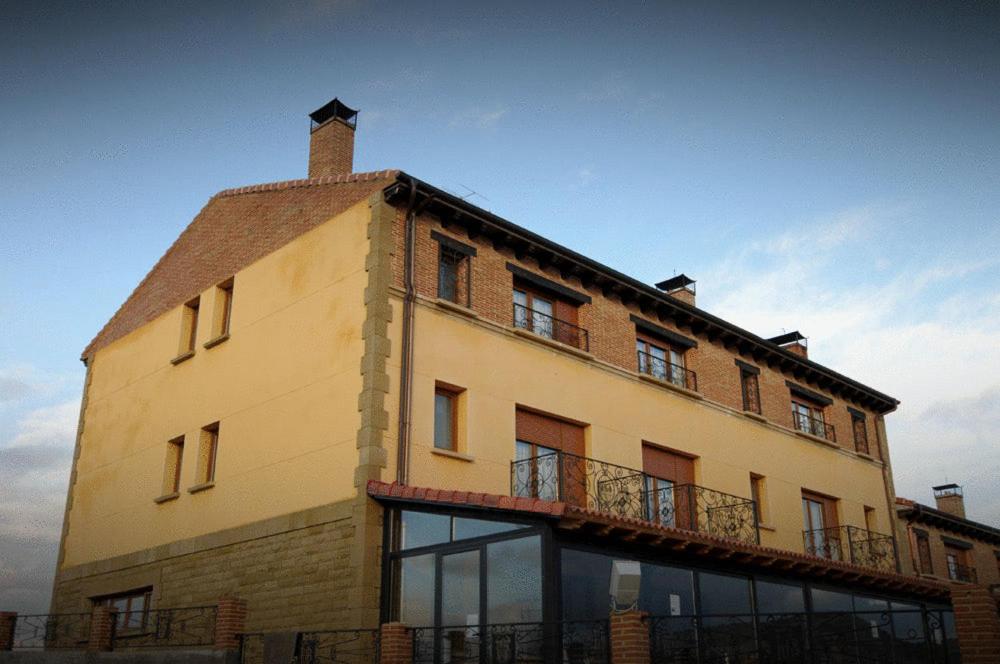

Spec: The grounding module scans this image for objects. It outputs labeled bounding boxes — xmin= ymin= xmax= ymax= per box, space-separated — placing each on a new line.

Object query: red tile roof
xmin=82 ymin=170 xmax=399 ymax=359
xmin=367 ymin=480 xmax=951 ymax=600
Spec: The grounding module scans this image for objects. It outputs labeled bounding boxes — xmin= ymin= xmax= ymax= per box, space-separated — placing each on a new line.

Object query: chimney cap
xmin=655 ymin=274 xmax=696 ymax=293
xmin=768 ymin=331 xmax=807 ymax=347
xmin=309 ymin=98 xmax=358 ymax=131
xmin=933 ymin=483 xmax=963 ymax=497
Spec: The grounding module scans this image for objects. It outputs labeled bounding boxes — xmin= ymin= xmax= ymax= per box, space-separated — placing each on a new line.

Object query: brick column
xmin=87 ymin=606 xmax=115 ymax=652
xmin=951 ymin=584 xmax=1000 ymax=664
xmin=0 ymin=612 xmax=17 ymax=651
xmin=214 ymin=596 xmax=248 ymax=651
xmin=379 ymin=623 xmax=413 ymax=664
xmin=610 ymin=610 xmax=650 ymax=664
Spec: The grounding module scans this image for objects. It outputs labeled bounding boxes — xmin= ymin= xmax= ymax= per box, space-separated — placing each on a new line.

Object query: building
xmin=897 ymin=485 xmax=1000 ymax=588
xmin=45 ymin=98 xmax=988 ymax=662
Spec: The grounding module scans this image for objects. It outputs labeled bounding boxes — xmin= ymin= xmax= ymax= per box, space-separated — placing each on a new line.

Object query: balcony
xmin=510 ymin=451 xmax=759 ymax=545
xmin=947 ymin=562 xmax=977 ymax=584
xmin=513 ymin=302 xmax=589 ymax=352
xmin=792 ymin=411 xmax=836 ymax=442
xmin=802 ymin=525 xmax=895 ymax=572
xmin=636 ymin=350 xmax=698 ymax=391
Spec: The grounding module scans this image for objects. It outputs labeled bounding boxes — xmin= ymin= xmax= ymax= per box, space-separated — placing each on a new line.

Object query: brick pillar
xmin=952 ymin=584 xmax=1000 ymax=664
xmin=87 ymin=606 xmax=115 ymax=652
xmin=610 ymin=610 xmax=650 ymax=664
xmin=0 ymin=612 xmax=17 ymax=651
xmin=214 ymin=596 xmax=248 ymax=651
xmin=379 ymin=623 xmax=413 ymax=664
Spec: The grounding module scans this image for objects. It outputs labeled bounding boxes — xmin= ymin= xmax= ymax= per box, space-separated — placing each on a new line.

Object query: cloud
xmin=0 ymin=365 xmax=75 ymax=405
xmin=696 ymin=205 xmax=1000 ymax=524
xmin=0 ymin=398 xmax=79 ymax=613
xmin=449 ymin=107 xmax=508 ymax=130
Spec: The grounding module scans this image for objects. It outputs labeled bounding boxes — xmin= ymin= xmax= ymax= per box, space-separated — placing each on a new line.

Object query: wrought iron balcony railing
xmin=802 ymin=525 xmax=895 ymax=572
xmin=636 ymin=350 xmax=698 ymax=391
xmin=112 ymin=605 xmax=217 ymax=649
xmin=792 ymin=410 xmax=836 ymax=442
xmin=510 ymin=451 xmax=759 ymax=545
xmin=412 ymin=620 xmax=609 ymax=664
xmin=947 ymin=562 xmax=977 ymax=583
xmin=11 ymin=613 xmax=92 ymax=650
xmin=512 ymin=302 xmax=589 ymax=352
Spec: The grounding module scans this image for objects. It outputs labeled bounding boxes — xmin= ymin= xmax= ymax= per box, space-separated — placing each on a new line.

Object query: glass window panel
xmin=810 ymin=587 xmax=853 ymax=612
xmin=701 ymin=616 xmax=756 ymax=662
xmin=434 ymin=392 xmax=454 ymax=450
xmin=561 ymin=549 xmax=613 ymax=621
xmin=487 ymin=536 xmax=542 ymax=623
xmin=755 ymin=580 xmax=805 ymax=614
xmin=442 ymin=549 xmax=480 ymax=627
xmin=854 ymin=595 xmax=889 ymax=612
xmin=401 ymin=511 xmax=452 ymax=550
xmin=453 ymin=517 xmax=522 ymax=541
xmin=398 ymin=554 xmax=435 ymax=627
xmin=697 ymin=572 xmax=752 ymax=615
xmin=638 ymin=563 xmax=694 ymax=616
xmin=891 ymin=609 xmax=930 ymax=664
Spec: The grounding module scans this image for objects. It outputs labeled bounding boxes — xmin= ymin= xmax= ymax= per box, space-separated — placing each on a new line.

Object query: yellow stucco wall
xmin=62 ymin=200 xmax=373 ymax=568
xmin=401 ymin=298 xmax=894 ymax=554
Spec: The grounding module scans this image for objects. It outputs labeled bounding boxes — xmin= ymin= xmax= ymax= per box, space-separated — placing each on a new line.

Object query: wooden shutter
xmin=515 ymin=409 xmax=584 ymax=456
xmin=642 ymin=444 xmax=695 ymax=484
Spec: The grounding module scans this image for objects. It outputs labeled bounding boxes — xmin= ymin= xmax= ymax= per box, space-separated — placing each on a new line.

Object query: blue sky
xmin=1 ymin=1 xmax=998 ymax=612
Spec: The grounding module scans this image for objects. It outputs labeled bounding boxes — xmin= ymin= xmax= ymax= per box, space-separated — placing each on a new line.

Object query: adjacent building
xmin=897 ymin=485 xmax=1000 ymax=588
xmin=48 ymin=98 xmax=981 ymax=662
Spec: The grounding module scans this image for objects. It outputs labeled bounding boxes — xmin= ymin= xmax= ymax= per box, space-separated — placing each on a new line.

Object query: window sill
xmin=758 ymin=522 xmax=777 ymax=532
xmin=793 ymin=429 xmax=839 ymax=449
xmin=170 ymin=351 xmax=195 ymax=366
xmin=434 ymin=298 xmax=478 ymax=319
xmin=511 ymin=327 xmax=593 ymax=360
xmin=203 ymin=333 xmax=230 ymax=349
xmin=638 ymin=373 xmax=703 ymax=400
xmin=153 ymin=492 xmax=179 ymax=504
xmin=742 ymin=411 xmax=767 ymax=423
xmin=431 ymin=448 xmax=475 ymax=463
xmin=187 ymin=481 xmax=215 ymax=494
xmin=855 ymin=451 xmax=877 ymax=462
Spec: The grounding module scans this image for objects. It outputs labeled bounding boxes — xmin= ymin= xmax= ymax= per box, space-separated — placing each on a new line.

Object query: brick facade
xmin=51 ymin=503 xmax=364 ymax=633
xmin=609 ymin=610 xmax=650 ymax=664
xmin=393 ymin=212 xmax=885 ymax=465
xmin=379 ymin=623 xmax=413 ymax=664
xmin=951 ymin=584 xmax=1000 ymax=663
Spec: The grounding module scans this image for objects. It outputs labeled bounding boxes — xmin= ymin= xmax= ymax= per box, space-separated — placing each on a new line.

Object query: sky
xmin=1 ymin=0 xmax=999 ymax=613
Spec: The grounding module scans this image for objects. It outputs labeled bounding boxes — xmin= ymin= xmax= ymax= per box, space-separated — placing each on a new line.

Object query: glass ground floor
xmin=379 ymin=504 xmax=960 ymax=664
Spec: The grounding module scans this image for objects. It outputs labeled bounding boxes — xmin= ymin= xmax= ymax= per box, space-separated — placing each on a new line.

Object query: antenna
xmin=456 ymin=183 xmax=489 ymax=203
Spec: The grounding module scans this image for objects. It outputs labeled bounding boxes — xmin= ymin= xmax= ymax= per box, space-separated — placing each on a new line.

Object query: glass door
xmin=644 ymin=475 xmax=675 ymax=527
xmin=441 ymin=550 xmax=481 ymax=663
xmin=803 ymin=497 xmax=834 ymax=559
xmin=515 ymin=441 xmax=559 ymax=501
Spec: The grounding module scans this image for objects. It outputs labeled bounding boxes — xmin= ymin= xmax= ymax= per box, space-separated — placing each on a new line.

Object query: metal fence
xmin=11 ymin=613 xmax=91 ymax=650
xmin=803 ymin=526 xmax=896 ymax=573
xmin=112 ymin=605 xmax=217 ymax=649
xmin=412 ymin=620 xmax=610 ymax=664
xmin=637 ymin=349 xmax=698 ymax=391
xmin=793 ymin=410 xmax=837 ymax=442
xmin=512 ymin=303 xmax=589 ymax=351
xmin=649 ymin=609 xmax=959 ymax=664
xmin=511 ymin=451 xmax=760 ymax=545
xmin=238 ymin=629 xmax=379 ymax=664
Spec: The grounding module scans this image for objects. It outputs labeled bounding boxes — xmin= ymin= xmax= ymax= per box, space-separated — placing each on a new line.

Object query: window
xmin=512 ymin=408 xmax=585 ymax=502
xmin=513 ymin=288 xmax=555 ymax=338
xmin=432 ymin=231 xmax=476 ymax=307
xmin=864 ymin=506 xmax=877 ymax=532
xmin=512 ymin=282 xmax=587 ymax=350
xmin=173 ymin=297 xmax=200 ymax=361
xmin=194 ymin=423 xmax=219 ymax=486
xmin=802 ymin=490 xmax=839 ymax=560
xmin=792 ymin=400 xmax=827 ymax=438
xmin=915 ymin=530 xmax=933 ymax=575
xmin=94 ymin=589 xmax=151 ymax=631
xmin=739 ymin=364 xmax=762 ymax=415
xmin=850 ymin=408 xmax=869 ymax=454
xmin=750 ymin=474 xmax=766 ymax=524
xmin=944 ymin=543 xmax=974 ymax=582
xmin=207 ymin=279 xmax=233 ymax=344
xmin=642 ymin=444 xmax=695 ymax=528
xmin=433 ymin=386 xmax=459 ymax=451
xmin=162 ymin=436 xmax=184 ymax=496
xmin=637 ymin=335 xmax=689 ymax=389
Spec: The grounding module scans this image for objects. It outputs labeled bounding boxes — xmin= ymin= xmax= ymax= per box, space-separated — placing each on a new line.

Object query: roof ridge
xmin=213 ymin=169 xmax=401 ymax=199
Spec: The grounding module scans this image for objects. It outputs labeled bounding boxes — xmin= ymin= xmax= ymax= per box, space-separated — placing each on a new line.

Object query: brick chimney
xmin=933 ymin=484 xmax=966 ymax=518
xmin=308 ymin=98 xmax=358 ymax=178
xmin=769 ymin=331 xmax=808 ymax=358
xmin=655 ymin=275 xmax=696 ymax=306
